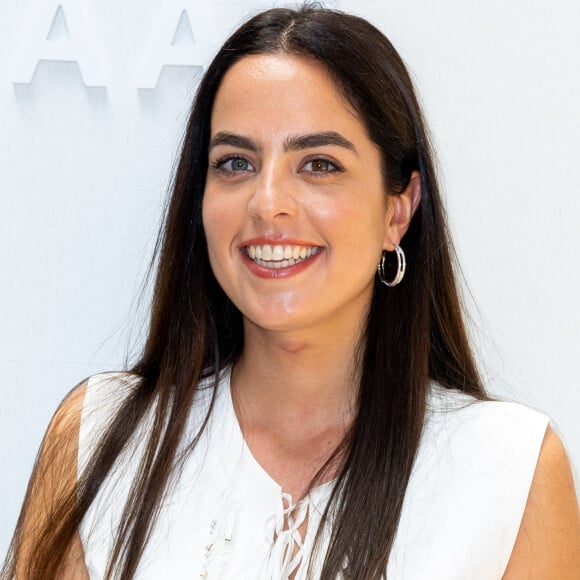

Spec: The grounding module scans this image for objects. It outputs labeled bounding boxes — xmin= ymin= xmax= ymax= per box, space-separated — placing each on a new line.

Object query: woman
xmin=4 ymin=5 xmax=579 ymax=579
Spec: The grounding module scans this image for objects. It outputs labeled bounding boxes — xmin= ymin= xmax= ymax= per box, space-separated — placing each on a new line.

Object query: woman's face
xmin=202 ymin=54 xmax=395 ymax=336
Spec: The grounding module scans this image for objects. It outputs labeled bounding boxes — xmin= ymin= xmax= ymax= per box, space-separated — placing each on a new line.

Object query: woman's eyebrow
xmin=284 ymin=132 xmax=358 ymax=155
xmin=208 ymin=131 xmax=358 ymax=155
xmin=209 ymin=132 xmax=260 ymax=152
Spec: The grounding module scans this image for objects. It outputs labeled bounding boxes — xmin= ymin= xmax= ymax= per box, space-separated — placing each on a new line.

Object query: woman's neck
xmin=232 ymin=320 xmax=362 ymax=435
xmin=230 ymin=322 xmax=362 ymax=499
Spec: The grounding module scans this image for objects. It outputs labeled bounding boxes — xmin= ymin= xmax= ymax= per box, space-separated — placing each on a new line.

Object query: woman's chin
xmin=243 ymin=311 xmax=311 ymax=335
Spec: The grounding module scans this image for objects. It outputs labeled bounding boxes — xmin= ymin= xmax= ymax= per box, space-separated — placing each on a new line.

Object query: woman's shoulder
xmin=28 ymin=374 xmax=116 ymax=468
xmin=426 ymin=383 xmax=549 ymax=441
xmin=80 ymin=369 xmax=221 ymax=410
xmin=75 ymin=371 xmax=142 ymax=471
xmin=421 ymin=383 xmax=550 ymax=488
xmin=503 ymin=425 xmax=580 ymax=577
xmin=82 ymin=371 xmax=142 ymax=405
xmin=77 ymin=369 xmax=226 ymax=460
xmin=386 ymin=386 xmax=548 ymax=577
xmin=79 ymin=371 xmax=141 ymax=429
xmin=391 ymin=385 xmax=579 ymax=578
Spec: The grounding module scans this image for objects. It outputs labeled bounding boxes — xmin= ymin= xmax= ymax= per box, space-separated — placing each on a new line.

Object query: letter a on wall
xmin=136 ymin=3 xmax=219 ymax=89
xmin=13 ymin=1 xmax=105 ymax=86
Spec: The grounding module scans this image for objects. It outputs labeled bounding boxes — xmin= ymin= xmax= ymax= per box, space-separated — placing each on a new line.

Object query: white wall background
xmin=1 ymin=0 xmax=578 ymax=557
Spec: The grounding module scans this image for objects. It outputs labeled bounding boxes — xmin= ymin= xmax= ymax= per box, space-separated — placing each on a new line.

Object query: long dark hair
xmin=3 ymin=6 xmax=485 ymax=579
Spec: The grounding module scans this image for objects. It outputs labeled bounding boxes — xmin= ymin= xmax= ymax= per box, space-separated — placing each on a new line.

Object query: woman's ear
xmin=383 ymin=171 xmax=421 ymax=250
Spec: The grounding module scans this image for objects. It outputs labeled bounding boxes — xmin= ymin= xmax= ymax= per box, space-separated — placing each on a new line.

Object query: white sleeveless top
xmin=78 ymin=369 xmax=549 ymax=579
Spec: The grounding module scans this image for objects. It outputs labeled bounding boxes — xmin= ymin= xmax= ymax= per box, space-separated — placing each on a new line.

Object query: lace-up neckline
xmin=224 ymin=368 xmax=336 ymax=579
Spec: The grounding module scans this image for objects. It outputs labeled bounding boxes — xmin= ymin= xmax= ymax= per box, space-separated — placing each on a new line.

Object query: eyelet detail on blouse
xmin=199 ymin=511 xmax=235 ymax=579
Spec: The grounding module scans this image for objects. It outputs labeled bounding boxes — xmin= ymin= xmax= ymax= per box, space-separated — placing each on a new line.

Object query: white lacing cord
xmin=265 ymin=492 xmax=313 ymax=580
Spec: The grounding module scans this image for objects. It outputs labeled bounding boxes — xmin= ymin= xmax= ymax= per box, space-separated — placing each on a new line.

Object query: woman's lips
xmin=247 ymin=243 xmax=320 ymax=264
xmin=240 ymin=243 xmax=323 ymax=278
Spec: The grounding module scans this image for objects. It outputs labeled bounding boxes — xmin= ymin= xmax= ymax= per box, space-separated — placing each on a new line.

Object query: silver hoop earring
xmin=378 ymin=245 xmax=406 ymax=287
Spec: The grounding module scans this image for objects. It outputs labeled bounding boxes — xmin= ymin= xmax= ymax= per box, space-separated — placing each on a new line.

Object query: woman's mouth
xmin=243 ymin=244 xmax=321 ymax=270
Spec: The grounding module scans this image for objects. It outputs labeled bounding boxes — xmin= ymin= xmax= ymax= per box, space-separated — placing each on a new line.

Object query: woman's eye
xmin=302 ymin=159 xmax=341 ymax=173
xmin=214 ymin=157 xmax=254 ymax=173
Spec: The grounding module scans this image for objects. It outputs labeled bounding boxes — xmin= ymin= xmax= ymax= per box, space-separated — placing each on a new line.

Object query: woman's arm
xmin=503 ymin=426 xmax=580 ymax=578
xmin=60 ymin=532 xmax=90 ymax=580
xmin=10 ymin=383 xmax=90 ymax=579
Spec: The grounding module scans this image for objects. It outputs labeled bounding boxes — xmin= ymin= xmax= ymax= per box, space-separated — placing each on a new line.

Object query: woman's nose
xmin=247 ymin=162 xmax=295 ymax=222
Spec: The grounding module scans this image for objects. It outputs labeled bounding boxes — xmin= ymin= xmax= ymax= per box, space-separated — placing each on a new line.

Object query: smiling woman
xmin=3 ymin=5 xmax=579 ymax=580
xmin=203 ymin=53 xmax=412 ymax=334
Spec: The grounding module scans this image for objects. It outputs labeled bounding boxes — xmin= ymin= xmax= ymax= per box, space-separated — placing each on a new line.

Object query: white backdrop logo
xmin=12 ymin=0 xmax=223 ymax=88
xmin=13 ymin=1 xmax=105 ymax=86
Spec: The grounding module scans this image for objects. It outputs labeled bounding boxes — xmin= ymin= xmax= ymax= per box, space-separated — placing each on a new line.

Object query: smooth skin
xmin=16 ymin=53 xmax=580 ymax=578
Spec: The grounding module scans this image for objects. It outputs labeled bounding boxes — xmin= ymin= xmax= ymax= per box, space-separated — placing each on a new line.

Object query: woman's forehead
xmin=209 ymin=53 xmax=365 ymax=143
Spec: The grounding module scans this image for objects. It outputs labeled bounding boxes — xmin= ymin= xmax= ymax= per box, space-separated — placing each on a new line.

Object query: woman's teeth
xmin=246 ymin=244 xmax=320 ymax=269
